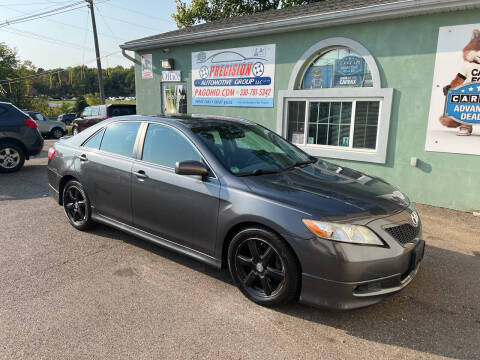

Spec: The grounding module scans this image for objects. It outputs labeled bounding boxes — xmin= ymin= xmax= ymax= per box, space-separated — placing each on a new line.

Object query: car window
xmin=108 ymin=106 xmax=136 ymax=117
xmin=31 ymin=113 xmax=44 ymax=121
xmin=142 ymin=123 xmax=201 ymax=168
xmin=82 ymin=107 xmax=91 ymax=117
xmin=90 ymin=107 xmax=99 ymax=116
xmin=83 ymin=129 xmax=104 ymax=149
xmin=100 ymin=122 xmax=140 ymax=158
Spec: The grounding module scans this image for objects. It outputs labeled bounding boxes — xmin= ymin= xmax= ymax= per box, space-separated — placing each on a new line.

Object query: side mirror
xmin=175 ymin=160 xmax=209 ymax=177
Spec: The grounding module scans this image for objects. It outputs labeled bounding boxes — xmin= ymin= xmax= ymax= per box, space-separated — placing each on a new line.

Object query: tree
xmin=73 ymin=95 xmax=88 ymax=114
xmin=172 ymin=0 xmax=319 ymax=28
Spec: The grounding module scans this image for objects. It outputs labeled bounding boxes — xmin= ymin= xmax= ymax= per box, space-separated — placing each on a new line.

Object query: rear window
xmin=107 ymin=105 xmax=136 ymax=117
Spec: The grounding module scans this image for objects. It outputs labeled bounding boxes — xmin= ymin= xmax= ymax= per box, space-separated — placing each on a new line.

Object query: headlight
xmin=302 ymin=219 xmax=384 ymax=246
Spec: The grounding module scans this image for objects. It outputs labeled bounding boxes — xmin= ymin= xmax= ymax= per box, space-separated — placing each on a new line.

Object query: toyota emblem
xmin=411 ymin=211 xmax=419 ymax=227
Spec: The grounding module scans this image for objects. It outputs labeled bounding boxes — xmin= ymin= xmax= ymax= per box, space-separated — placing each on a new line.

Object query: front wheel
xmin=72 ymin=126 xmax=79 ymax=136
xmin=51 ymin=127 xmax=64 ymax=139
xmin=228 ymin=227 xmax=300 ymax=308
xmin=62 ymin=180 xmax=95 ymax=231
xmin=0 ymin=142 xmax=25 ymax=173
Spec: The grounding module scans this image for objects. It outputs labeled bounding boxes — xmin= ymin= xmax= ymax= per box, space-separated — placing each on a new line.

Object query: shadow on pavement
xmin=90 ymin=223 xmax=479 ymax=359
xmin=0 ymin=164 xmax=50 ymax=201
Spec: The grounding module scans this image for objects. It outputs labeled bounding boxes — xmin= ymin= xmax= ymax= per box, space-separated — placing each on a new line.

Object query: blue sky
xmin=0 ymin=0 xmax=179 ymax=69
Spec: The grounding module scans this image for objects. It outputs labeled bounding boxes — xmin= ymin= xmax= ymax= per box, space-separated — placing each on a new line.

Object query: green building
xmin=120 ymin=0 xmax=480 ymax=211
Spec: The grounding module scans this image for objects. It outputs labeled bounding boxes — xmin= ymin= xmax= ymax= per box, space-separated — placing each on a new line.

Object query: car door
xmin=78 ymin=121 xmax=142 ymax=225
xmin=131 ymin=123 xmax=220 ymax=256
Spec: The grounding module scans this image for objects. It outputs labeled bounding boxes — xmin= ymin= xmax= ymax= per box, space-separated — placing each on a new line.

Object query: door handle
xmin=133 ymin=170 xmax=148 ymax=179
xmin=79 ymin=154 xmax=88 ymax=162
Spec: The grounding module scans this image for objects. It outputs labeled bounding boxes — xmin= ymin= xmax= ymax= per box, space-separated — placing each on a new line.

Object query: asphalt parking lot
xmin=0 ymin=139 xmax=479 ymax=359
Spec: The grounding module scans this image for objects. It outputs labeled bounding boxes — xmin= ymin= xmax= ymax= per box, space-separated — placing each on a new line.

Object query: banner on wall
xmin=141 ymin=54 xmax=153 ymax=79
xmin=426 ymin=24 xmax=480 ymax=155
xmin=191 ymin=44 xmax=275 ymax=107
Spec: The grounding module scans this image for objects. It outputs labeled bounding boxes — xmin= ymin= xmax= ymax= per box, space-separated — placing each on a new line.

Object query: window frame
xmin=137 ymin=122 xmax=217 ymax=179
xmin=278 ymin=37 xmax=393 ymax=164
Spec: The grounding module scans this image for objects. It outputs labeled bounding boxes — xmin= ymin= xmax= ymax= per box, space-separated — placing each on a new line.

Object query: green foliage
xmin=73 ymin=96 xmax=88 ymax=115
xmin=172 ymin=0 xmax=319 ymax=28
xmin=85 ymin=93 xmax=101 ymax=106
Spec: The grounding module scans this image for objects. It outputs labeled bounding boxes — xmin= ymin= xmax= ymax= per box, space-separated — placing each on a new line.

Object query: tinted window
xmin=100 ymin=122 xmax=140 ymax=157
xmin=83 ymin=129 xmax=104 ymax=149
xmin=142 ymin=124 xmax=201 ymax=168
xmin=30 ymin=113 xmax=45 ymax=121
xmin=82 ymin=107 xmax=92 ymax=117
xmin=108 ymin=106 xmax=136 ymax=117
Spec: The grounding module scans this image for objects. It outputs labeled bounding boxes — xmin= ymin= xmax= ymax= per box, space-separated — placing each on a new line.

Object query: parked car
xmin=47 ymin=115 xmax=424 ymax=310
xmin=0 ymin=102 xmax=44 ymax=173
xmin=57 ymin=113 xmax=77 ymax=125
xmin=71 ymin=104 xmax=136 ymax=135
xmin=24 ymin=110 xmax=66 ymax=139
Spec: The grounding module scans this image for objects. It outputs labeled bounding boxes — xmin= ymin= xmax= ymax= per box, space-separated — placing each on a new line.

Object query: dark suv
xmin=0 ymin=102 xmax=44 ymax=173
xmin=57 ymin=113 xmax=77 ymax=125
xmin=72 ymin=104 xmax=136 ymax=135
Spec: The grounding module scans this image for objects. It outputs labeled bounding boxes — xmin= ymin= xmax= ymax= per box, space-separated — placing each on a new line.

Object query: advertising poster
xmin=192 ymin=44 xmax=275 ymax=107
xmin=333 ymin=55 xmax=366 ymax=87
xmin=426 ymin=24 xmax=480 ymax=155
xmin=303 ymin=65 xmax=333 ymax=88
xmin=141 ymin=54 xmax=153 ymax=79
xmin=162 ymin=83 xmax=187 ymax=114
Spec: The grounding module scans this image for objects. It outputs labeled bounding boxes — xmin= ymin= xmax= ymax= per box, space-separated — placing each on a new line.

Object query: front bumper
xmin=292 ymin=209 xmax=424 ymax=310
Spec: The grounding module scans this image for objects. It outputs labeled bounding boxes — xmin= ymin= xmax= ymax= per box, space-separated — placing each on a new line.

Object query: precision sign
xmin=445 ymin=83 xmax=480 ymax=123
xmin=191 ymin=44 xmax=275 ymax=107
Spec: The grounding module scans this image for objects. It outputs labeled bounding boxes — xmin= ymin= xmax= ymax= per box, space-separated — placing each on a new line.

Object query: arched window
xmin=301 ymin=47 xmax=373 ymax=89
xmin=277 ymin=38 xmax=393 ymax=164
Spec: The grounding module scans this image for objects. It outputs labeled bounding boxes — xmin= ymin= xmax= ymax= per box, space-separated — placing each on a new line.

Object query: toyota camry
xmin=47 ymin=115 xmax=424 ymax=310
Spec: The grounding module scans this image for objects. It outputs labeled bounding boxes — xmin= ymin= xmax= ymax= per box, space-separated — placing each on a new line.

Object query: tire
xmin=228 ymin=227 xmax=300 ymax=308
xmin=0 ymin=141 xmax=26 ymax=173
xmin=51 ymin=127 xmax=64 ymax=139
xmin=62 ymin=180 xmax=95 ymax=231
xmin=72 ymin=126 xmax=79 ymax=136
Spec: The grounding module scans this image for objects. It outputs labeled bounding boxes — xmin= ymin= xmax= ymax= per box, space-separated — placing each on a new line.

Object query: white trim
xmin=287 ymin=37 xmax=381 ymax=90
xmin=121 ymin=0 xmax=480 ymax=50
xmin=277 ymin=88 xmax=393 ymax=164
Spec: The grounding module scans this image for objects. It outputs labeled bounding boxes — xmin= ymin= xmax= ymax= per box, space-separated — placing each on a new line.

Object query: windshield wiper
xmin=236 ymin=168 xmax=282 ymax=177
xmin=282 ymin=159 xmax=317 ymax=171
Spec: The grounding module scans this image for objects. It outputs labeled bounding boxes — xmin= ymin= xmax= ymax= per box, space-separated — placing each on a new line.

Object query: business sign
xmin=192 ymin=44 xmax=275 ymax=107
xmin=162 ymin=70 xmax=181 ymax=82
xmin=426 ymin=24 xmax=480 ymax=155
xmin=303 ymin=65 xmax=333 ymax=89
xmin=333 ymin=56 xmax=365 ymax=87
xmin=141 ymin=54 xmax=153 ymax=79
xmin=445 ymin=84 xmax=480 ymax=124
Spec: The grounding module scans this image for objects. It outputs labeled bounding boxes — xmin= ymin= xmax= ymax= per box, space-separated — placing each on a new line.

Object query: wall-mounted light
xmin=162 ymin=59 xmax=174 ymax=69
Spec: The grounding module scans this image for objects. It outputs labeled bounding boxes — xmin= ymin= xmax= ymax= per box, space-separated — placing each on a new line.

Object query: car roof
xmin=111 ymin=114 xmax=257 ymax=129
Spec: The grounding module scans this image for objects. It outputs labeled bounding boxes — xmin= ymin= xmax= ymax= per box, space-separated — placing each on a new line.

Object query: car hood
xmin=242 ymin=160 xmax=409 ymax=223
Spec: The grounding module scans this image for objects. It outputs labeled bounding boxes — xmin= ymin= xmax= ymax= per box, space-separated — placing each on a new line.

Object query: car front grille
xmin=385 ymin=223 xmax=419 ymax=246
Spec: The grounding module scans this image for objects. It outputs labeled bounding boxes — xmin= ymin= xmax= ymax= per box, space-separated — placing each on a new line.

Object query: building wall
xmin=133 ymin=9 xmax=480 ymax=211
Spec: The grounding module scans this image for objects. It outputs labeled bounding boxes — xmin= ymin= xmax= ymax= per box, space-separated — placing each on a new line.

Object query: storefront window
xmin=302 ymin=47 xmax=373 ymax=89
xmin=278 ymin=38 xmax=393 ymax=164
xmin=162 ymin=82 xmax=187 ymax=115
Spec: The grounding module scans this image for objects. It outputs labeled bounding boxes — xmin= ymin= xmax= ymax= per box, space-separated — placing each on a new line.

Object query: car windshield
xmin=191 ymin=121 xmax=315 ymax=176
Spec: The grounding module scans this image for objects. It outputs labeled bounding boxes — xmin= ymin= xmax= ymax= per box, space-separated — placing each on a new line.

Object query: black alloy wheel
xmin=228 ymin=227 xmax=300 ymax=307
xmin=63 ymin=180 xmax=94 ymax=230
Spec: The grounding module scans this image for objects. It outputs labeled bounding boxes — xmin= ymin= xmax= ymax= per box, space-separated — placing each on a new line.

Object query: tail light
xmin=24 ymin=119 xmax=37 ymax=129
xmin=48 ymin=147 xmax=56 ymax=160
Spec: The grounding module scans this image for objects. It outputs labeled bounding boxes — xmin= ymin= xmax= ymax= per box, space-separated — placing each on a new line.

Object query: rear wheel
xmin=62 ymin=180 xmax=95 ymax=231
xmin=51 ymin=127 xmax=64 ymax=139
xmin=228 ymin=227 xmax=300 ymax=307
xmin=0 ymin=142 xmax=25 ymax=173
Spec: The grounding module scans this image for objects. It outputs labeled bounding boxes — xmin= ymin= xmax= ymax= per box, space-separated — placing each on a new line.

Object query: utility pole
xmin=86 ymin=0 xmax=105 ymax=104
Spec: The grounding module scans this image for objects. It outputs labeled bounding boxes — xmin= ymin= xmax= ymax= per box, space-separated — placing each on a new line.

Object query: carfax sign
xmin=333 ymin=55 xmax=366 ymax=87
xmin=445 ymin=83 xmax=480 ymax=124
xmin=192 ymin=44 xmax=275 ymax=107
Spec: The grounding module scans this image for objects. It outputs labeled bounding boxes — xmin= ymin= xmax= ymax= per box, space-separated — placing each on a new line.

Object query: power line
xmin=99 ymin=14 xmax=160 ymax=31
xmin=0 ymin=50 xmax=122 ymax=84
xmin=103 ymin=2 xmax=171 ymax=23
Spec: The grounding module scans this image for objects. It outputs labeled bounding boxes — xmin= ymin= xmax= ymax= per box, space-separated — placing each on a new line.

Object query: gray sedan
xmin=25 ymin=110 xmax=66 ymax=139
xmin=47 ymin=115 xmax=424 ymax=310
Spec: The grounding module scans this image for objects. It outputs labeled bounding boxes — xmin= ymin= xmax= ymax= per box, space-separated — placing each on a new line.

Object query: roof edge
xmin=120 ymin=0 xmax=480 ymax=51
